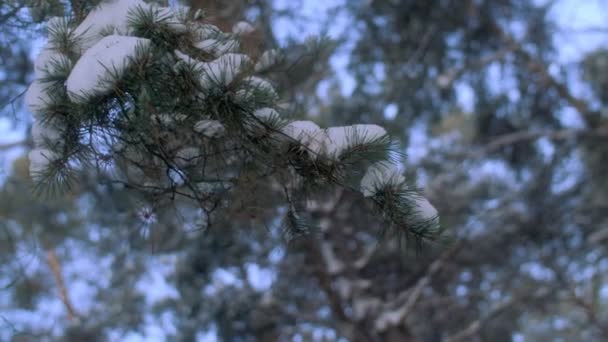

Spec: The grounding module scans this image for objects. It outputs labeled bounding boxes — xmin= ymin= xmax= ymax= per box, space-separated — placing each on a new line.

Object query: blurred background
xmin=2 ymin=0 xmax=608 ymax=341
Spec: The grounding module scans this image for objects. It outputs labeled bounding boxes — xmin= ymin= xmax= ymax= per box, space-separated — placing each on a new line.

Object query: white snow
xmin=194 ymin=120 xmax=225 ymax=138
xmin=25 ymin=80 xmax=53 ymax=116
xmin=73 ymin=0 xmax=148 ymax=51
xmin=354 ymin=124 xmax=387 ymax=141
xmin=254 ymin=107 xmax=280 ymax=121
xmin=46 ymin=16 xmax=66 ymax=32
xmin=245 ymin=108 xmax=281 ymax=133
xmin=66 ymin=35 xmax=151 ymax=102
xmin=255 ymin=49 xmax=280 ymax=72
xmin=242 ymin=76 xmax=278 ymax=98
xmin=232 ymin=21 xmax=255 ymax=35
xmin=28 ymin=148 xmax=57 ymax=179
xmin=360 ymin=161 xmax=405 ymax=197
xmin=200 ymin=53 xmax=251 ymax=88
xmin=322 ymin=126 xmax=349 ymax=158
xmin=320 ymin=243 xmax=345 ymax=275
xmin=157 ymin=6 xmax=190 ymax=33
xmin=194 ymin=39 xmax=239 ymax=55
xmin=31 ymin=120 xmax=62 ymax=146
xmin=375 ymin=306 xmax=408 ymax=332
xmin=156 ymin=6 xmax=189 ymax=33
xmin=281 ymin=120 xmax=326 ymax=157
xmin=413 ymin=196 xmax=438 ymax=221
xmin=193 ymin=24 xmax=221 ymax=40
xmin=323 ymin=124 xmax=387 ymax=159
xmin=174 ymin=50 xmax=201 ymax=68
xmin=34 ymin=45 xmax=71 ymax=77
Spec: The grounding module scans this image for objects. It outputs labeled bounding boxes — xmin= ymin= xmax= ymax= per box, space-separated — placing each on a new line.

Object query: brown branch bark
xmin=45 ymin=248 xmax=80 ymax=322
xmin=69 ymin=0 xmax=85 ymax=23
xmin=479 ymin=126 xmax=608 ymax=156
xmin=560 ymin=278 xmax=608 ymax=339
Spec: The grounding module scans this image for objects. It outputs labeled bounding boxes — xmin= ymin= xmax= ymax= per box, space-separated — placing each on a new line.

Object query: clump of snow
xmin=413 ymin=196 xmax=438 ymax=221
xmin=155 ymin=6 xmax=189 ymax=33
xmin=360 ymin=161 xmax=405 ymax=197
xmin=194 ymin=120 xmax=225 ymax=138
xmin=73 ymin=0 xmax=148 ymax=51
xmin=174 ymin=50 xmax=201 ymax=67
xmin=31 ymin=121 xmax=62 ymax=146
xmin=234 ymin=76 xmax=279 ymax=104
xmin=194 ymin=39 xmax=239 ymax=56
xmin=255 ymin=49 xmax=280 ymax=72
xmin=281 ymin=120 xmax=326 ymax=157
xmin=375 ymin=306 xmax=408 ymax=332
xmin=232 ymin=21 xmax=255 ymax=35
xmin=242 ymin=76 xmax=278 ymax=98
xmin=354 ymin=124 xmax=387 ymax=141
xmin=281 ymin=120 xmax=321 ymax=142
xmin=243 ymin=108 xmax=281 ymax=133
xmin=323 ymin=124 xmax=387 ymax=159
xmin=25 ymin=80 xmax=53 ymax=116
xmin=322 ymin=126 xmax=349 ymax=158
xmin=254 ymin=108 xmax=280 ymax=121
xmin=320 ymin=243 xmax=344 ymax=275
xmin=28 ymin=148 xmax=57 ymax=179
xmin=66 ymin=35 xmax=151 ymax=102
xmin=200 ymin=53 xmax=251 ymax=88
xmin=194 ymin=24 xmax=221 ymax=41
xmin=34 ymin=45 xmax=71 ymax=77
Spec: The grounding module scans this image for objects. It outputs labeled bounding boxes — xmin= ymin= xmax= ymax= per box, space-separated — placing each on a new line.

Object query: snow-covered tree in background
xmin=25 ymin=0 xmax=441 ymax=242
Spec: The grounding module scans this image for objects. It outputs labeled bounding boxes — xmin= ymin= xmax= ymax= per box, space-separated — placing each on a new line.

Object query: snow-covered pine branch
xmin=24 ymin=0 xmax=441 ymax=243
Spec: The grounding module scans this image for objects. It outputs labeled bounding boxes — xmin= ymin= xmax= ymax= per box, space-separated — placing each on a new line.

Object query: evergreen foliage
xmin=25 ymin=0 xmax=441 ymax=243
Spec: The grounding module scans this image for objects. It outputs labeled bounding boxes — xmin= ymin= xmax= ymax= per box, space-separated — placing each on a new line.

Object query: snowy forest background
xmin=2 ymin=0 xmax=608 ymax=341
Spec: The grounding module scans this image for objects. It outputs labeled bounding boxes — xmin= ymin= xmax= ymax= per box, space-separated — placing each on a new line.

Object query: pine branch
xmin=69 ymin=0 xmax=85 ymax=22
xmin=479 ymin=126 xmax=608 ymax=156
xmin=374 ymin=242 xmax=462 ymax=332
xmin=445 ymin=286 xmax=550 ymax=342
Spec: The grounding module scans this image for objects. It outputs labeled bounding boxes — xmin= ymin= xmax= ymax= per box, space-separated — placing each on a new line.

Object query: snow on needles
xmin=360 ymin=161 xmax=405 ymax=197
xmin=232 ymin=21 xmax=255 ymax=35
xmin=28 ymin=148 xmax=57 ymax=180
xmin=31 ymin=121 xmax=61 ymax=146
xmin=25 ymin=80 xmax=52 ymax=116
xmin=413 ymin=196 xmax=438 ymax=221
xmin=194 ymin=120 xmax=226 ymax=138
xmin=281 ymin=120 xmax=325 ymax=157
xmin=200 ymin=53 xmax=251 ymax=88
xmin=324 ymin=124 xmax=387 ymax=159
xmin=73 ymin=0 xmax=148 ymax=51
xmin=25 ymin=3 xmax=440 ymax=232
xmin=66 ymin=35 xmax=151 ymax=102
xmin=34 ymin=46 xmax=70 ymax=77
